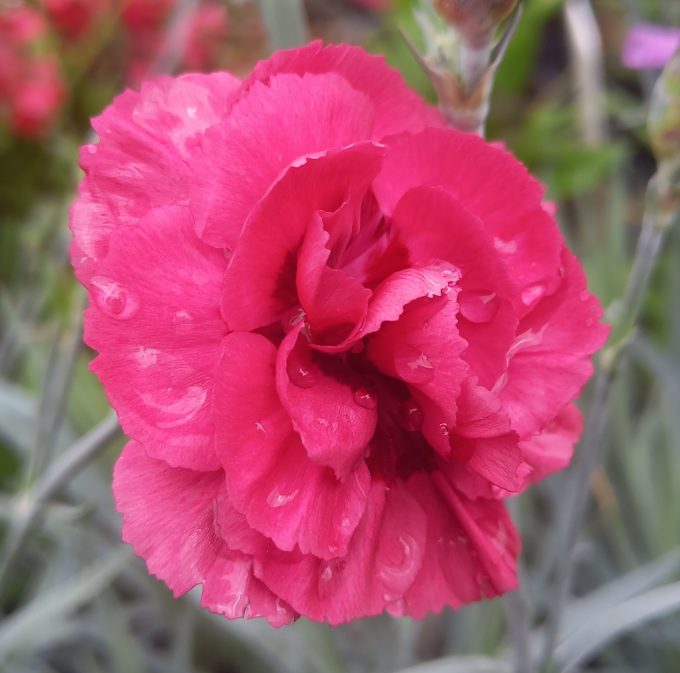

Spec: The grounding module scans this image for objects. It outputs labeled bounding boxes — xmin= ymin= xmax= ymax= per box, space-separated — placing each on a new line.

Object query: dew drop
xmin=459 ymin=289 xmax=499 ymax=323
xmin=266 ymin=488 xmax=299 ymax=508
xmin=386 ymin=598 xmax=406 ymax=617
xmin=494 ymin=237 xmax=518 ymax=254
xmin=254 ymin=421 xmax=266 ymax=434
xmin=287 ymin=363 xmax=317 ymax=388
xmin=354 ymin=387 xmax=377 ymax=410
xmin=398 ymin=400 xmax=424 ymax=432
xmin=521 ymin=284 xmax=545 ymax=306
xmin=91 ymin=276 xmax=139 ymax=320
xmin=350 ymin=341 xmax=365 ymax=354
xmin=321 ymin=565 xmax=333 ymax=581
xmin=439 ymin=422 xmax=450 ymax=437
xmin=186 ymin=105 xmax=197 ymax=118
xmin=86 ymin=144 xmax=97 ymax=155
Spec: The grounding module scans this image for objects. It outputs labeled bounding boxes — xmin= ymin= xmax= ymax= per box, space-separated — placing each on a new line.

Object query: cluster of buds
xmin=406 ymin=0 xmax=521 ymax=135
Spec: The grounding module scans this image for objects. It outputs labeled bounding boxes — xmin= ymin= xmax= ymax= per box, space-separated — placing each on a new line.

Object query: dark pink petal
xmin=71 ymin=73 xmax=239 ymax=277
xmin=399 ymin=472 xmax=519 ymax=617
xmin=519 ymin=403 xmax=581 ymax=483
xmin=247 ymin=41 xmax=443 ymax=139
xmin=389 ymin=186 xmax=518 ymax=386
xmin=499 ymin=249 xmax=609 ymax=438
xmin=113 ymin=441 xmax=294 ymax=626
xmin=221 ymin=143 xmax=384 ymax=332
xmin=276 ymin=326 xmax=377 ymax=478
xmin=84 ymin=207 xmax=226 ymax=471
xmin=296 ymin=213 xmax=371 ymax=345
xmin=375 ymin=130 xmax=563 ymax=304
xmin=367 ymin=289 xmax=468 ymax=456
xmin=192 ymin=72 xmax=378 ymax=249
xmin=214 ymin=332 xmax=370 ymax=559
xmin=255 ymin=480 xmax=427 ymax=624
xmin=314 ymin=262 xmax=460 ymax=355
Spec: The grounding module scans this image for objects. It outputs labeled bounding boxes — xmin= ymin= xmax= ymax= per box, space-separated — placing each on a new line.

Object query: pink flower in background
xmin=10 ymin=59 xmax=64 ymax=136
xmin=71 ymin=42 xmax=607 ymax=625
xmin=43 ymin=0 xmax=108 ymax=39
xmin=0 ymin=6 xmax=46 ymax=44
xmin=184 ymin=2 xmax=229 ymax=71
xmin=622 ymin=23 xmax=680 ymax=70
xmin=123 ymin=0 xmax=228 ymax=84
xmin=0 ymin=4 xmax=64 ymax=138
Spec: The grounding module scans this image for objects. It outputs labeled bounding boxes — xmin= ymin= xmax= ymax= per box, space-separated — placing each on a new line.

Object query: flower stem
xmin=0 ymin=414 xmax=121 ymax=591
xmin=539 ymin=172 xmax=680 ymax=671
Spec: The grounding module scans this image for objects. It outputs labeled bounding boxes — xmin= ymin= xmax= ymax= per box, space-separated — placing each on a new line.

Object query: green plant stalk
xmin=539 ymin=170 xmax=680 ymax=670
xmin=258 ymin=0 xmax=309 ymax=52
xmin=0 ymin=414 xmax=121 ymax=590
xmin=407 ymin=0 xmax=523 ymax=135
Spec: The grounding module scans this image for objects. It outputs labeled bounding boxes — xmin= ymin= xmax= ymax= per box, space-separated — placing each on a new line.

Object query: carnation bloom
xmin=622 ymin=23 xmax=680 ymax=70
xmin=71 ymin=42 xmax=608 ymax=625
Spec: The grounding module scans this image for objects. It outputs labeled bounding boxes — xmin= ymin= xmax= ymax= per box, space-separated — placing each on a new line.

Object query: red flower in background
xmin=0 ymin=6 xmax=64 ymax=138
xmin=71 ymin=43 xmax=607 ymax=625
xmin=43 ymin=0 xmax=108 ymax=39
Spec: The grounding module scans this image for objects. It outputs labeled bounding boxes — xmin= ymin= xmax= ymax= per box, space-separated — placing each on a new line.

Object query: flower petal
xmin=499 ymin=249 xmax=609 ymax=437
xmin=221 ymin=143 xmax=384 ymax=332
xmin=71 ymin=73 xmax=239 ymax=277
xmin=255 ymin=480 xmax=427 ymax=624
xmin=113 ymin=441 xmax=294 ymax=626
xmin=214 ymin=332 xmax=371 ymax=559
xmin=192 ymin=72 xmax=378 ymax=249
xmin=401 ymin=472 xmax=519 ymax=617
xmin=276 ymin=326 xmax=377 ymax=478
xmin=84 ymin=206 xmax=226 ymax=470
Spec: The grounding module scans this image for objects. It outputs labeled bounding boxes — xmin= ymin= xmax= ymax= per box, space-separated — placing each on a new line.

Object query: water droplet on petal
xmin=398 ymin=400 xmax=424 ymax=432
xmin=254 ymin=421 xmax=266 ymax=434
xmin=354 ymin=387 xmax=378 ymax=410
xmin=459 ymin=290 xmax=499 ymax=323
xmin=507 ymin=326 xmax=546 ymax=358
xmin=521 ymin=284 xmax=545 ymax=306
xmin=266 ymin=488 xmax=299 ymax=508
xmin=139 ymin=385 xmax=207 ymax=428
xmin=350 ymin=341 xmax=365 ymax=354
xmin=86 ymin=144 xmax=97 ymax=155
xmin=379 ymin=534 xmax=418 ymax=587
xmin=494 ymin=236 xmax=518 ymax=254
xmin=321 ymin=565 xmax=333 ymax=581
xmin=439 ymin=423 xmax=450 ymax=437
xmin=386 ymin=598 xmax=406 ymax=616
xmin=91 ymin=276 xmax=139 ymax=320
xmin=287 ymin=363 xmax=317 ymax=388
xmin=186 ymin=105 xmax=197 ymax=118
xmin=395 ymin=346 xmax=436 ymax=384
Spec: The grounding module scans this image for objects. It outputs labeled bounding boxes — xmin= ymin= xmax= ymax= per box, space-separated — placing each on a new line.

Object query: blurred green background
xmin=1 ymin=1 xmax=679 ymax=672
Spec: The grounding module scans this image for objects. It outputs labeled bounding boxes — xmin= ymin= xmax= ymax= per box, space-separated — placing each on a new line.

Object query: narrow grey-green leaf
xmin=392 ymin=656 xmax=511 ymax=673
xmin=0 ymin=547 xmax=131 ymax=660
xmin=556 ymin=580 xmax=680 ymax=672
xmin=258 ymin=0 xmax=308 ymax=51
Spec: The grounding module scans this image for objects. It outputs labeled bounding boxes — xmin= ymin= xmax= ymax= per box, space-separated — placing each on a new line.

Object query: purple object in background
xmin=622 ymin=23 xmax=680 ymax=69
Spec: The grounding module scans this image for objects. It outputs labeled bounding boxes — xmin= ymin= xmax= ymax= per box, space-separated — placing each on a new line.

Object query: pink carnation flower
xmin=622 ymin=23 xmax=680 ymax=70
xmin=71 ymin=42 xmax=608 ymax=625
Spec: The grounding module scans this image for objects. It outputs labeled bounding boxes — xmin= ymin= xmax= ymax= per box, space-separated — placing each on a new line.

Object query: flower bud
xmin=433 ymin=0 xmax=518 ymax=46
xmin=649 ymin=47 xmax=680 ymax=162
